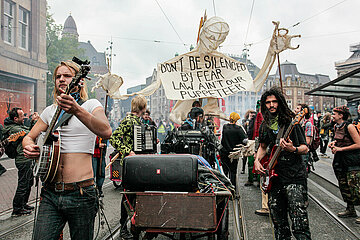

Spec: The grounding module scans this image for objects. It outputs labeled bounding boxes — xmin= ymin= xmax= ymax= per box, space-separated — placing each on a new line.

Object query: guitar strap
xmin=53 ymin=99 xmax=86 ymax=131
xmin=275 ymin=125 xmax=286 ymax=145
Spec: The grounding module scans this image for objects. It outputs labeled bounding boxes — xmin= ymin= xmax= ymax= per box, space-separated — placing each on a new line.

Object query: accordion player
xmin=133 ymin=124 xmax=157 ymax=154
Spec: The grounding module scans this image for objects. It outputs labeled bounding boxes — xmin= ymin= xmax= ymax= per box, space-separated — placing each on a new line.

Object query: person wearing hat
xmin=220 ymin=112 xmax=248 ymax=189
xmin=329 ymin=105 xmax=360 ymax=223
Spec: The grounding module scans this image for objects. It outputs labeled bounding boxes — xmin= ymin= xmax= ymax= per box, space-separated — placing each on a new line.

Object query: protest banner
xmin=158 ymin=51 xmax=254 ymax=100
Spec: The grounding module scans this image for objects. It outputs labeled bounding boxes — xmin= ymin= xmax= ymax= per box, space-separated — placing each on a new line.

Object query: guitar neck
xmin=1 ymin=138 xmax=9 ymax=147
xmin=267 ymin=124 xmax=295 ymax=170
xmin=43 ymin=105 xmax=63 ymax=143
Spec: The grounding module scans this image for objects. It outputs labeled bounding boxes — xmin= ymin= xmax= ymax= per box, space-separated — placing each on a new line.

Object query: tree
xmin=46 ymin=8 xmax=86 ymax=105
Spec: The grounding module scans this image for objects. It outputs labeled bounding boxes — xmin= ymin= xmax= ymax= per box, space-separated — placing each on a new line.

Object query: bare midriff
xmin=54 ymin=153 xmax=94 ymax=183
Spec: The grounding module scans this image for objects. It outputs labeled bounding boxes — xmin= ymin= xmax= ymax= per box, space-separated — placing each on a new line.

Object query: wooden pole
xmin=277 ymin=53 xmax=284 ymax=93
xmin=98 ymin=91 xmax=109 ymax=176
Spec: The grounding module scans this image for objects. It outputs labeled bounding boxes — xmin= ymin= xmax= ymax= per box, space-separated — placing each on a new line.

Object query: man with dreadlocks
xmin=254 ymin=87 xmax=311 ymax=240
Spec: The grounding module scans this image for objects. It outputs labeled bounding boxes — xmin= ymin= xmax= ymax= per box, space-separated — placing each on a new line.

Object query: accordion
xmin=134 ymin=124 xmax=157 ymax=154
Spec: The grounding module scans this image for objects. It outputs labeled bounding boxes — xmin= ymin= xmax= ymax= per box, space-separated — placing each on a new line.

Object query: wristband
xmin=294 ymin=147 xmax=298 ymax=154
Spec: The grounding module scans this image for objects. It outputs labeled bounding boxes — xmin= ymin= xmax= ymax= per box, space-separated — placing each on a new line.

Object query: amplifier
xmin=122 ymin=154 xmax=198 ymax=192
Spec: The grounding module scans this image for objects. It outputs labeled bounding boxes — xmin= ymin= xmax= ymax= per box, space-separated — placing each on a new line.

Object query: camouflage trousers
xmin=335 ymin=170 xmax=360 ymax=205
xmin=269 ymin=184 xmax=311 ymax=240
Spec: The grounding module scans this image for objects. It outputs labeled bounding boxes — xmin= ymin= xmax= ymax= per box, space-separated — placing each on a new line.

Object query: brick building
xmin=0 ymin=0 xmax=47 ymax=123
xmin=264 ymin=61 xmax=333 ymax=112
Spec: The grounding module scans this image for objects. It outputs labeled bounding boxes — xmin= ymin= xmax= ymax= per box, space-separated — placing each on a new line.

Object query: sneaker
xmin=244 ymin=181 xmax=253 ymax=186
xmin=12 ymin=208 xmax=31 ymax=217
xmin=0 ymin=168 xmax=6 ymax=176
xmin=120 ymin=227 xmax=133 ymax=239
xmin=24 ymin=204 xmax=34 ymax=210
xmin=338 ymin=209 xmax=357 ymax=218
xmin=355 ymin=218 xmax=360 ymax=224
xmin=255 ymin=208 xmax=270 ymax=216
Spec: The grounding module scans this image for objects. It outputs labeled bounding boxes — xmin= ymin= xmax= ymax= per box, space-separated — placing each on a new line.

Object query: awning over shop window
xmin=306 ymin=67 xmax=360 ymax=102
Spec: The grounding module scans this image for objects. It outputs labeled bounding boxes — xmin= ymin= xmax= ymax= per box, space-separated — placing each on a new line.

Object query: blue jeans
xmin=92 ymin=154 xmax=106 ymax=190
xmin=34 ymin=185 xmax=98 ymax=240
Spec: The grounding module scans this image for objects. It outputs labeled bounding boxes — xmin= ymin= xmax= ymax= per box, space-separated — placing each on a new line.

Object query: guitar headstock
xmin=8 ymin=130 xmax=26 ymax=142
xmin=292 ymin=108 xmax=308 ymax=125
xmin=67 ymin=57 xmax=91 ymax=94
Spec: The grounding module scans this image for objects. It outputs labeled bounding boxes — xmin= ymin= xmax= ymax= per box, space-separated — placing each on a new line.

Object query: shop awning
xmin=306 ymin=67 xmax=360 ymax=102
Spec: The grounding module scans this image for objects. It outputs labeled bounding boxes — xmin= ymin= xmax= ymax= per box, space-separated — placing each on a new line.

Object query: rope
xmin=243 ymin=0 xmax=256 ymax=46
xmin=154 ymin=0 xmax=187 ymax=51
xmin=123 ymin=192 xmax=135 ymax=211
xmin=289 ymin=0 xmax=349 ymax=28
xmin=212 ymin=0 xmax=217 ymax=16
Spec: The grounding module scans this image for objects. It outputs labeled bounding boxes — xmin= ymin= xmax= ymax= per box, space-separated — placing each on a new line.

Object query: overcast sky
xmin=48 ymin=0 xmax=360 ymax=93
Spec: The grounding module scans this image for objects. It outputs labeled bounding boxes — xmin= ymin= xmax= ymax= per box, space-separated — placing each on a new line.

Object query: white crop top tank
xmin=40 ymin=99 xmax=103 ymax=154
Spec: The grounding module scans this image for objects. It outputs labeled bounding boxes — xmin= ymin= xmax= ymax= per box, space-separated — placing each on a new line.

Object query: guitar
xmin=33 ymin=57 xmax=91 ymax=183
xmin=2 ymin=130 xmax=26 ymax=147
xmin=261 ymin=108 xmax=308 ymax=193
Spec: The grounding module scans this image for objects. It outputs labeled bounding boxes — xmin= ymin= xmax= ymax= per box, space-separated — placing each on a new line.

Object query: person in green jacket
xmin=3 ymin=107 xmax=33 ymax=216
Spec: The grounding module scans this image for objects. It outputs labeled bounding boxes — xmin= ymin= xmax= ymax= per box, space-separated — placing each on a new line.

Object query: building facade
xmin=264 ymin=61 xmax=333 ymax=112
xmin=335 ymin=42 xmax=360 ymax=76
xmin=334 ymin=42 xmax=360 ymax=113
xmin=0 ymin=0 xmax=47 ymax=123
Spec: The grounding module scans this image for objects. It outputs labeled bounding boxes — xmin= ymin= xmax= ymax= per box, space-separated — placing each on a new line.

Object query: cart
xmin=121 ymin=190 xmax=231 ymax=240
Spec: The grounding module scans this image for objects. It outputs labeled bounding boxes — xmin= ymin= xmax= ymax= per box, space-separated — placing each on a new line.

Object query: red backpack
xmin=310 ymin=125 xmax=321 ymax=151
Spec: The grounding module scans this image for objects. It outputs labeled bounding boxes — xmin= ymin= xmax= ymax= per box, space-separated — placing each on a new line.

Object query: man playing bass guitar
xmin=22 ymin=60 xmax=112 ymax=239
xmin=254 ymin=87 xmax=311 ymax=240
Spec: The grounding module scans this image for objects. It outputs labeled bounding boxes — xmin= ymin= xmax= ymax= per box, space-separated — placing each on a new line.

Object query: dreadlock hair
xmin=260 ymin=87 xmax=295 ymax=126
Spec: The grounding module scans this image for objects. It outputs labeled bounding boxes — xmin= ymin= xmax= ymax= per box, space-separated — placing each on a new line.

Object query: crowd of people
xmin=1 ymin=58 xmax=360 ymax=239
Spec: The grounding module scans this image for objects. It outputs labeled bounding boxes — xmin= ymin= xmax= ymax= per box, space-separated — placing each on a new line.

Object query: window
xmin=286 ymin=89 xmax=292 ymax=95
xmin=4 ymin=0 xmax=15 ymax=45
xmin=286 ymin=99 xmax=292 ymax=109
xmin=19 ymin=8 xmax=29 ymax=49
xmin=298 ymin=90 xmax=301 ymax=95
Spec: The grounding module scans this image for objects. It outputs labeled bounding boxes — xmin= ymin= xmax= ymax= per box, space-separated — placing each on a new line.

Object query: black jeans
xmin=34 ymin=185 xmax=98 ymax=240
xmin=13 ymin=161 xmax=34 ymax=211
xmin=320 ymin=137 xmax=329 ymax=154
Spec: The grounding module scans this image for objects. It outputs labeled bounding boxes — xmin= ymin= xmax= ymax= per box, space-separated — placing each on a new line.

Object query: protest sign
xmin=158 ymin=51 xmax=254 ymax=100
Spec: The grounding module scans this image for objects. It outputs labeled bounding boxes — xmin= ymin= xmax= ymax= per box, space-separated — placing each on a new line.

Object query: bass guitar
xmin=33 ymin=57 xmax=91 ymax=183
xmin=261 ymin=108 xmax=307 ymax=193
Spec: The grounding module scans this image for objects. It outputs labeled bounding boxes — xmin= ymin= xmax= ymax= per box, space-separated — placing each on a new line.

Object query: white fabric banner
xmin=158 ymin=51 xmax=254 ymax=100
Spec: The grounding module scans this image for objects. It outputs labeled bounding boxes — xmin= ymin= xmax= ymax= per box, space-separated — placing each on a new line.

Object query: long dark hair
xmin=260 ymin=87 xmax=295 ymax=126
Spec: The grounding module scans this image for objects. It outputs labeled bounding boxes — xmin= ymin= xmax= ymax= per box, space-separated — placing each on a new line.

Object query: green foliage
xmin=46 ymin=8 xmax=85 ymax=106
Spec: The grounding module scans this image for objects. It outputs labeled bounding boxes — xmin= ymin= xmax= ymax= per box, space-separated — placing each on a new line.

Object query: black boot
xmin=338 ymin=204 xmax=357 ymax=218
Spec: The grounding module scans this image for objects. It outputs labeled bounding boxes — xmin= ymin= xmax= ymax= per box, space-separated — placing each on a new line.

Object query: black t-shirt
xmin=221 ymin=124 xmax=248 ymax=153
xmin=259 ymin=122 xmax=307 ymax=186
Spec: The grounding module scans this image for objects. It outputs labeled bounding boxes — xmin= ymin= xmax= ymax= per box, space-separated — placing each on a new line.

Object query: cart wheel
xmin=113 ymin=181 xmax=122 ymax=188
xmin=217 ymin=203 xmax=229 ymax=240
